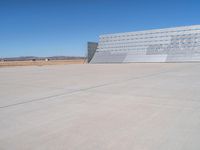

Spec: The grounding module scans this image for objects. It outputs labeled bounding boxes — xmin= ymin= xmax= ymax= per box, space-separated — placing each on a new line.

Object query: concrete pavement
xmin=0 ymin=63 xmax=200 ymax=150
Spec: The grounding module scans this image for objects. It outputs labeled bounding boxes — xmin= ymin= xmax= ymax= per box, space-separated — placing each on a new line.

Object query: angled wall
xmin=90 ymin=25 xmax=200 ymax=63
xmin=87 ymin=42 xmax=98 ymax=63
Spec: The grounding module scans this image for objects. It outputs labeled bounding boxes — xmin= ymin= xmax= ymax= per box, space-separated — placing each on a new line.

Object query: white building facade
xmin=90 ymin=25 xmax=200 ymax=63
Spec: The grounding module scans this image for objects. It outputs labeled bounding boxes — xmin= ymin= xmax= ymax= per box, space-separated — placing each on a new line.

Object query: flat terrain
xmin=0 ymin=63 xmax=200 ymax=150
xmin=0 ymin=59 xmax=85 ymax=67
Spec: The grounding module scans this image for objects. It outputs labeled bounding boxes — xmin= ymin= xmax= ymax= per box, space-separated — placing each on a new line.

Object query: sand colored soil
xmin=0 ymin=59 xmax=85 ymax=67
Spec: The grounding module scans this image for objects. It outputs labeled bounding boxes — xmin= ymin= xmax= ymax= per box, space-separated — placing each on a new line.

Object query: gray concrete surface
xmin=0 ymin=63 xmax=200 ymax=150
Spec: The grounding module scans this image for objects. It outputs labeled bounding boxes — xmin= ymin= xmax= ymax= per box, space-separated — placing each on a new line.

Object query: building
xmin=87 ymin=42 xmax=98 ymax=63
xmin=45 ymin=58 xmax=50 ymax=62
xmin=89 ymin=25 xmax=200 ymax=63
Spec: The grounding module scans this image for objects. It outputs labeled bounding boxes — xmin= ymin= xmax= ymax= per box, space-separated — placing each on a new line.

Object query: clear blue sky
xmin=0 ymin=0 xmax=200 ymax=57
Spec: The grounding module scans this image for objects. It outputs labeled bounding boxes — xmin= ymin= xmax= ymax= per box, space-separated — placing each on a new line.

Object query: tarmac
xmin=0 ymin=63 xmax=200 ymax=150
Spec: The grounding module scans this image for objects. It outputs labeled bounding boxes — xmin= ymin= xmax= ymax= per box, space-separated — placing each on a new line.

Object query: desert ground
xmin=0 ymin=63 xmax=200 ymax=150
xmin=0 ymin=59 xmax=85 ymax=67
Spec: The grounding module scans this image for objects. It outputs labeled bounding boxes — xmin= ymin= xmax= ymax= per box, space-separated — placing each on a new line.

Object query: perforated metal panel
xmin=90 ymin=25 xmax=200 ymax=63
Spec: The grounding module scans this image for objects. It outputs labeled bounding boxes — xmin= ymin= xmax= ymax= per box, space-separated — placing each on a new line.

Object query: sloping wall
xmin=91 ymin=25 xmax=200 ymax=63
xmin=87 ymin=42 xmax=98 ymax=63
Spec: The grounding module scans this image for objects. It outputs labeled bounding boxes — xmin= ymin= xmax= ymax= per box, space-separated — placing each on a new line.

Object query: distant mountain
xmin=0 ymin=56 xmax=85 ymax=61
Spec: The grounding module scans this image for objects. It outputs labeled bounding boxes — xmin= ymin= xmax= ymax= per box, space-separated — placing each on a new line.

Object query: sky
xmin=0 ymin=0 xmax=200 ymax=57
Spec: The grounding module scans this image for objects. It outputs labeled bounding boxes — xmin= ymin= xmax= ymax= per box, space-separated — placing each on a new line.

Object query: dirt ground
xmin=0 ymin=59 xmax=85 ymax=67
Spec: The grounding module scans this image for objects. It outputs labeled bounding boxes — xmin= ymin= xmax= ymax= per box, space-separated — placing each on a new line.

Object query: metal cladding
xmin=87 ymin=42 xmax=98 ymax=63
xmin=90 ymin=25 xmax=200 ymax=63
